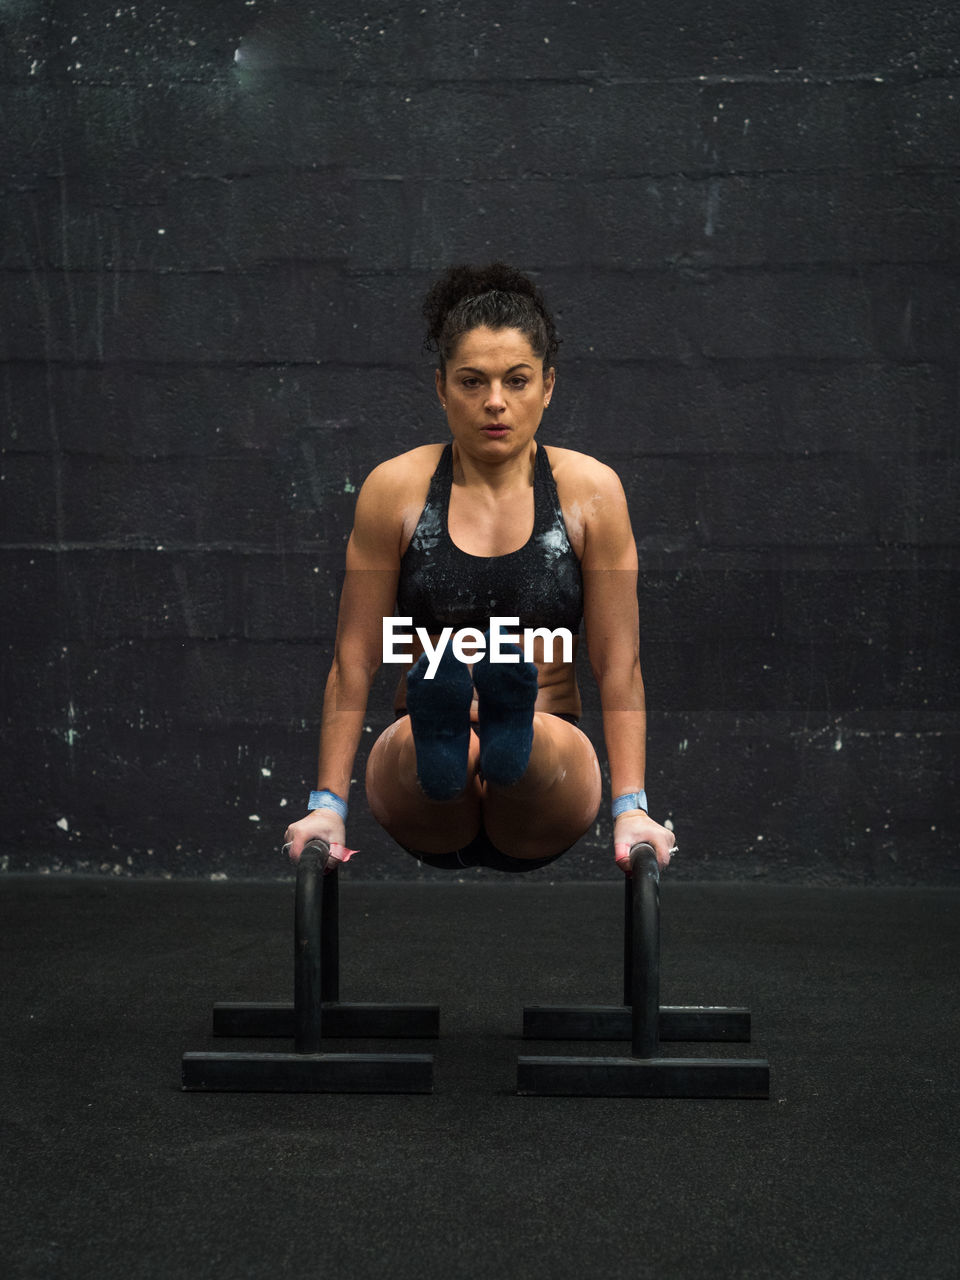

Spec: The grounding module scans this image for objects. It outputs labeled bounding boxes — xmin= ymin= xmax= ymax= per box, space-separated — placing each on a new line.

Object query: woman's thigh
xmin=365 ymin=711 xmax=601 ymax=861
xmin=364 ymin=715 xmax=483 ymax=854
xmin=481 ymin=713 xmax=602 ymax=859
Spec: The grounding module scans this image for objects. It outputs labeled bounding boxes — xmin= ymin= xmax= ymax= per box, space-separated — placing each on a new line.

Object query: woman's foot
xmin=405 ymin=647 xmax=474 ymax=800
xmin=472 ymin=641 xmax=539 ymax=786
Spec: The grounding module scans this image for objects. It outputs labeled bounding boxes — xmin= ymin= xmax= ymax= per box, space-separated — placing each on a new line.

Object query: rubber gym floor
xmin=2 ymin=873 xmax=958 ymax=1279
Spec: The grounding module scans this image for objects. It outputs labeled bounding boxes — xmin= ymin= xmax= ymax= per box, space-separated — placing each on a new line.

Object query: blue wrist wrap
xmin=308 ymin=789 xmax=347 ymax=819
xmin=612 ymin=790 xmax=648 ymax=820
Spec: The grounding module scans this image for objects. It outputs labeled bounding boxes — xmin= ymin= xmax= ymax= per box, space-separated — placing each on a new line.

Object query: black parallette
xmin=517 ymin=843 xmax=771 ymax=1099
xmin=181 ymin=841 xmax=438 ymax=1094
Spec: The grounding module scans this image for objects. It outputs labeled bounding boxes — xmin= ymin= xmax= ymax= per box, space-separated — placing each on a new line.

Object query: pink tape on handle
xmin=614 ymin=842 xmax=634 ymax=871
xmin=284 ymin=841 xmax=358 ymax=867
xmin=328 ymin=842 xmax=357 ymax=865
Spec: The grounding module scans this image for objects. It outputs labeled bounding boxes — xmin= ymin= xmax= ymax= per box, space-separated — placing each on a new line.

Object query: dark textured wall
xmin=2 ymin=1 xmax=958 ymax=882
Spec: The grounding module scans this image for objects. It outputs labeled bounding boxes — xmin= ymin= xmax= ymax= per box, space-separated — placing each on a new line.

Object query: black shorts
xmin=391 ymin=709 xmax=580 ymax=872
xmin=408 ymin=830 xmax=566 ymax=873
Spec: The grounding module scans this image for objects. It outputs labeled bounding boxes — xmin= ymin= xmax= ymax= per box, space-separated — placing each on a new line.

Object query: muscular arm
xmin=284 ymin=460 xmax=406 ymax=858
xmin=580 ymin=463 xmax=646 ymax=794
xmin=580 ymin=461 xmax=676 ymax=869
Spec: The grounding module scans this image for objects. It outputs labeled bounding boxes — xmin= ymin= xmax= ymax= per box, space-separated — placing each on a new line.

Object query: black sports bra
xmin=396 ymin=442 xmax=583 ymax=635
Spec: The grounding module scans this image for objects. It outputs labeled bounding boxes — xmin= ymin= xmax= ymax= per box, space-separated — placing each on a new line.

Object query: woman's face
xmin=436 ymin=326 xmax=555 ymax=461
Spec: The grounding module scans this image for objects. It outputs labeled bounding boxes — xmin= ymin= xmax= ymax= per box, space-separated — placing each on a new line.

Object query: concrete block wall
xmin=2 ymin=0 xmax=957 ymax=881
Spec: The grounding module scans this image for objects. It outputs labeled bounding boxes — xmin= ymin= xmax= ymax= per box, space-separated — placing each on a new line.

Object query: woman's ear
xmin=435 ymin=368 xmax=447 ymax=410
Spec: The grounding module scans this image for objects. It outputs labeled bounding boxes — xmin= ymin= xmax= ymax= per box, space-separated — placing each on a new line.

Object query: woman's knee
xmin=366 ymin=721 xmax=484 ymax=851
xmin=522 ymin=714 xmax=602 ymax=806
xmin=482 ymin=721 xmax=601 ymax=856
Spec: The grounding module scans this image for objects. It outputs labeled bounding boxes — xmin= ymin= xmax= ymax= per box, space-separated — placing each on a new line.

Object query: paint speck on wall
xmin=704 ymin=180 xmax=720 ymax=237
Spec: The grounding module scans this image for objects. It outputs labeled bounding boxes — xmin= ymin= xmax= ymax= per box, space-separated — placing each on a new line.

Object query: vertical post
xmin=320 ymin=854 xmax=340 ymax=1004
xmin=623 ymin=871 xmax=633 ymax=1007
xmin=294 ymin=842 xmax=328 ymax=1054
xmin=629 ymin=843 xmax=661 ymax=1060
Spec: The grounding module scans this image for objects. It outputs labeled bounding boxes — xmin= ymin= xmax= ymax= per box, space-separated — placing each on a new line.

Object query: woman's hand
xmin=283 ymin=808 xmax=348 ymax=867
xmin=613 ymin=809 xmax=676 ymax=873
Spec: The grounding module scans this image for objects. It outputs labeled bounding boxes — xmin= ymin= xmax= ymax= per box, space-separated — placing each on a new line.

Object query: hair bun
xmin=422 ymin=262 xmax=559 ymax=367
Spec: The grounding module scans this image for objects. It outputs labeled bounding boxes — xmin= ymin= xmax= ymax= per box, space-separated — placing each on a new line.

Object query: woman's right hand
xmin=283 ymin=808 xmax=347 ymax=865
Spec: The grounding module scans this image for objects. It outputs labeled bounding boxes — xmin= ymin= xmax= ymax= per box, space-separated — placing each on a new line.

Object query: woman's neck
xmin=451 ymin=439 xmax=537 ymax=494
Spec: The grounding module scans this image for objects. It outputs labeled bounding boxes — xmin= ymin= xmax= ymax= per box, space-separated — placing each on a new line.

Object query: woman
xmin=283 ymin=263 xmax=676 ymax=873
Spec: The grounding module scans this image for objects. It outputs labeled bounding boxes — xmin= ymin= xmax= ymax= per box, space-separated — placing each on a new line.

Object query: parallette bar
xmin=212 ymin=1000 xmax=440 ymax=1039
xmin=517 ymin=1054 xmax=770 ymax=1099
xmin=182 ymin=839 xmax=437 ymax=1093
xmin=182 ymin=1051 xmax=434 ymax=1094
xmin=522 ymin=1004 xmax=752 ymax=1042
xmin=516 ymin=842 xmax=770 ymax=1099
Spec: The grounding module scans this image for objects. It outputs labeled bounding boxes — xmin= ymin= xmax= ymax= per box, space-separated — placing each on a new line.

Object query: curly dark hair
xmin=421 ymin=262 xmax=560 ymax=373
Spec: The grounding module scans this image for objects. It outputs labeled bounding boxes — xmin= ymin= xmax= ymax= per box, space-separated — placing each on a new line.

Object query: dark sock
xmin=472 ymin=640 xmax=539 ymax=786
xmin=405 ymin=647 xmax=474 ymax=801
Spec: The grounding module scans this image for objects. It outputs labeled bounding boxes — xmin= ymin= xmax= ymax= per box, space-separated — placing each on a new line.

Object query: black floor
xmin=2 ymin=874 xmax=958 ymax=1279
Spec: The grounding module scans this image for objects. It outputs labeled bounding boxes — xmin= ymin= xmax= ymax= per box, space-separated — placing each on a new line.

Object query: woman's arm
xmin=580 ymin=460 xmax=676 ymax=870
xmin=283 ymin=460 xmax=405 ymax=860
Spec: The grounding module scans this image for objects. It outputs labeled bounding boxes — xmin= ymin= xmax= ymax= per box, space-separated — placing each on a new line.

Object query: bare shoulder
xmin=351 ymin=443 xmax=445 ymax=562
xmin=543 ymin=445 xmax=628 ymax=507
xmin=544 ymin=443 xmax=630 ymax=527
xmin=543 ymin=445 xmax=635 ymax=568
xmin=361 ymin=443 xmax=444 ymax=494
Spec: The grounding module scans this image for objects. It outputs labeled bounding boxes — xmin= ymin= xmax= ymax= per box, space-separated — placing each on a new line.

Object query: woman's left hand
xmin=613 ymin=810 xmax=677 ymax=873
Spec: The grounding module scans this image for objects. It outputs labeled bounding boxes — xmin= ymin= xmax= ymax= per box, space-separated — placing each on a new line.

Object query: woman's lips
xmin=481 ymin=424 xmax=510 ymax=436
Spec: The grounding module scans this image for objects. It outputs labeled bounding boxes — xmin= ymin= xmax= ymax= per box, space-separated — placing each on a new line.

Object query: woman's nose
xmin=485 ymin=382 xmax=506 ymax=411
